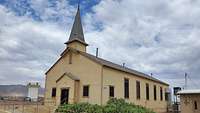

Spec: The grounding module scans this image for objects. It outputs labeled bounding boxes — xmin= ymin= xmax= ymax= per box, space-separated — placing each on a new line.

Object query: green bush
xmin=56 ymin=98 xmax=155 ymax=113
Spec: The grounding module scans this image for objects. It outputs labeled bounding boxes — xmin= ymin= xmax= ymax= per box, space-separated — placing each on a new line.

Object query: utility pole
xmin=123 ymin=63 xmax=125 ymax=67
xmin=185 ymin=73 xmax=188 ymax=90
xmin=150 ymin=73 xmax=153 ymax=77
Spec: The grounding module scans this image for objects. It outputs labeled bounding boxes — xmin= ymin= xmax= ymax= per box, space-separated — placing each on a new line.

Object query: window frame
xmin=83 ymin=85 xmax=89 ymax=97
xmin=124 ymin=78 xmax=129 ymax=99
xmin=165 ymin=92 xmax=168 ymax=101
xmin=146 ymin=83 xmax=149 ymax=100
xmin=160 ymin=87 xmax=163 ymax=101
xmin=194 ymin=101 xmax=198 ymax=110
xmin=165 ymin=88 xmax=168 ymax=101
xmin=136 ymin=81 xmax=141 ymax=100
xmin=109 ymin=85 xmax=115 ymax=98
xmin=154 ymin=85 xmax=157 ymax=100
xmin=51 ymin=87 xmax=56 ymax=97
xmin=69 ymin=52 xmax=72 ymax=64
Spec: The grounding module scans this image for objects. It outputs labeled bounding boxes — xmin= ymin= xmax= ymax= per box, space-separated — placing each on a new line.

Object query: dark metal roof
xmin=77 ymin=50 xmax=169 ymax=86
xmin=65 ymin=6 xmax=87 ymax=45
xmin=46 ymin=48 xmax=168 ymax=86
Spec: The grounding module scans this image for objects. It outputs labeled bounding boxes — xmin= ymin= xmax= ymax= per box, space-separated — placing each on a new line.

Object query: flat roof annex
xmin=178 ymin=89 xmax=200 ymax=95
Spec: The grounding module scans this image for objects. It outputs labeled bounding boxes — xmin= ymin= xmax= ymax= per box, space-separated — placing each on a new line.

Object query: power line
xmin=184 ymin=73 xmax=187 ymax=89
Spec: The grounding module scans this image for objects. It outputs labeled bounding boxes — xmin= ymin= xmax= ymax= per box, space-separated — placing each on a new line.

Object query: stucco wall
xmin=180 ymin=94 xmax=200 ymax=113
xmin=56 ymin=75 xmax=75 ymax=105
xmin=44 ymin=50 xmax=169 ymax=113
xmin=102 ymin=66 xmax=168 ymax=113
xmin=44 ymin=50 xmax=102 ymax=106
xmin=67 ymin=41 xmax=86 ymax=52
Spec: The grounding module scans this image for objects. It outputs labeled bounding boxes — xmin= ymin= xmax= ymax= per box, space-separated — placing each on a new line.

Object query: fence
xmin=0 ymin=100 xmax=56 ymax=113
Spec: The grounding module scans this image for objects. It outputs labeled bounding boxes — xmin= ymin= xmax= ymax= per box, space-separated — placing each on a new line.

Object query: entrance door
xmin=60 ymin=89 xmax=69 ymax=104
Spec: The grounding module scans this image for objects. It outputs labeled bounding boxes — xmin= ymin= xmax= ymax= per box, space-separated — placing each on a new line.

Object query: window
xmin=160 ymin=87 xmax=163 ymax=101
xmin=194 ymin=101 xmax=198 ymax=110
xmin=124 ymin=78 xmax=129 ymax=98
xmin=154 ymin=85 xmax=157 ymax=100
xmin=109 ymin=86 xmax=114 ymax=97
xmin=136 ymin=81 xmax=141 ymax=99
xmin=165 ymin=92 xmax=168 ymax=101
xmin=146 ymin=83 xmax=149 ymax=100
xmin=52 ymin=88 xmax=56 ymax=97
xmin=165 ymin=88 xmax=168 ymax=101
xmin=83 ymin=85 xmax=89 ymax=97
xmin=69 ymin=52 xmax=72 ymax=64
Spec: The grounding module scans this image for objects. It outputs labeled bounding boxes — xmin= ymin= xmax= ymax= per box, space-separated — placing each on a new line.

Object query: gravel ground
xmin=0 ymin=110 xmax=11 ymax=113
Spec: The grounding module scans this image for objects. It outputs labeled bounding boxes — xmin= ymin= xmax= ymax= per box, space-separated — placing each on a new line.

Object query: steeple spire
xmin=65 ymin=2 xmax=88 ymax=46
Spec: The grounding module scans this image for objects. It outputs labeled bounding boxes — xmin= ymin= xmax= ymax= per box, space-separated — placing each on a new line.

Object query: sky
xmin=0 ymin=0 xmax=200 ymax=89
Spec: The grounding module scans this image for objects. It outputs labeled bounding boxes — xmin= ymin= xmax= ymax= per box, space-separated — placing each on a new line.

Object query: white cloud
xmin=0 ymin=4 xmax=71 ymax=86
xmin=0 ymin=0 xmax=200 ymax=89
xmin=85 ymin=0 xmax=200 ymax=88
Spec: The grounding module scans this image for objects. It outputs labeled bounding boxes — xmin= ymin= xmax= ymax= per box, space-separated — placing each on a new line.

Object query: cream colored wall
xmin=74 ymin=54 xmax=102 ymax=104
xmin=44 ymin=50 xmax=102 ymax=106
xmin=44 ymin=47 xmax=169 ymax=112
xmin=67 ymin=41 xmax=86 ymax=52
xmin=180 ymin=94 xmax=200 ymax=113
xmin=56 ymin=75 xmax=75 ymax=105
xmin=102 ymin=66 xmax=168 ymax=113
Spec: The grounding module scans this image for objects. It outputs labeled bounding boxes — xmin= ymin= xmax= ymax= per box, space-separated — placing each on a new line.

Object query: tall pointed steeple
xmin=65 ymin=4 xmax=88 ymax=48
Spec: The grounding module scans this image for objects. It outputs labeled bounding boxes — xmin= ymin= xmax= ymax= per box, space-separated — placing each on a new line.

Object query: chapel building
xmin=44 ymin=5 xmax=169 ymax=113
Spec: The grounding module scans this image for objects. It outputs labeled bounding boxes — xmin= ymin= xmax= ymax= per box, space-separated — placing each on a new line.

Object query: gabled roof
xmin=65 ymin=6 xmax=88 ymax=46
xmin=77 ymin=50 xmax=169 ymax=86
xmin=177 ymin=89 xmax=200 ymax=95
xmin=46 ymin=48 xmax=168 ymax=86
xmin=56 ymin=72 xmax=79 ymax=83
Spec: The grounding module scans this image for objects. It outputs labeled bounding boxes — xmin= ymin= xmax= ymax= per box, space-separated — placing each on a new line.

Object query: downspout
xmin=100 ymin=65 xmax=104 ymax=105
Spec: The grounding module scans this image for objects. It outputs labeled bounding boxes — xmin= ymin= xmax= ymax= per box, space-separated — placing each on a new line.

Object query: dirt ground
xmin=0 ymin=105 xmax=54 ymax=113
xmin=0 ymin=101 xmax=173 ymax=113
xmin=0 ymin=110 xmax=10 ymax=113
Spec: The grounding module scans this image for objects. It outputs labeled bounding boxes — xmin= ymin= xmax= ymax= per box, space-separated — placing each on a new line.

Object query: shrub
xmin=56 ymin=98 xmax=155 ymax=113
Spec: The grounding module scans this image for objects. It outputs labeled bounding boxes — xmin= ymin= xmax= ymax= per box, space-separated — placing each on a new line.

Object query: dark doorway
xmin=60 ymin=89 xmax=69 ymax=104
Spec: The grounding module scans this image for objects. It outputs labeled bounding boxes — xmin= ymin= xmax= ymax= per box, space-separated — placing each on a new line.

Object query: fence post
xmin=22 ymin=103 xmax=24 ymax=113
xmin=35 ymin=107 xmax=37 ymax=113
xmin=12 ymin=104 xmax=14 ymax=113
xmin=37 ymin=101 xmax=39 ymax=113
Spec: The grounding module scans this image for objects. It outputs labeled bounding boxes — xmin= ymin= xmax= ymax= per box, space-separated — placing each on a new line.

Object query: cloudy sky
xmin=0 ymin=0 xmax=200 ymax=89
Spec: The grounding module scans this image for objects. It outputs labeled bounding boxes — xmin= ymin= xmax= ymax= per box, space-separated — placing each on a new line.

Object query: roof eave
xmin=65 ymin=39 xmax=88 ymax=46
xmin=178 ymin=93 xmax=200 ymax=95
xmin=102 ymin=65 xmax=169 ymax=86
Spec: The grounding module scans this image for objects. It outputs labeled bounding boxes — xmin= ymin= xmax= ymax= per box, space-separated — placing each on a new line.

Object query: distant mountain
xmin=0 ymin=85 xmax=45 ymax=97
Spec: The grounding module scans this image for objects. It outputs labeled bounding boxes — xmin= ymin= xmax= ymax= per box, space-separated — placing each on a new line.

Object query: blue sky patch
xmin=0 ymin=0 xmax=100 ymax=22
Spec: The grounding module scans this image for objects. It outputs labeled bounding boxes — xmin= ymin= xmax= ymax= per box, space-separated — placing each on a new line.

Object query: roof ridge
xmin=78 ymin=51 xmax=168 ymax=86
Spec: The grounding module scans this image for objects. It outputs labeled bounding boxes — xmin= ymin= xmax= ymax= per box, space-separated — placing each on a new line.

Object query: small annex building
xmin=44 ymin=5 xmax=169 ymax=113
xmin=178 ymin=89 xmax=200 ymax=113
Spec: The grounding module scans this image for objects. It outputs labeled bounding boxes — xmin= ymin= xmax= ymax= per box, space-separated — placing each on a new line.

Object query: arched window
xmin=194 ymin=101 xmax=198 ymax=110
